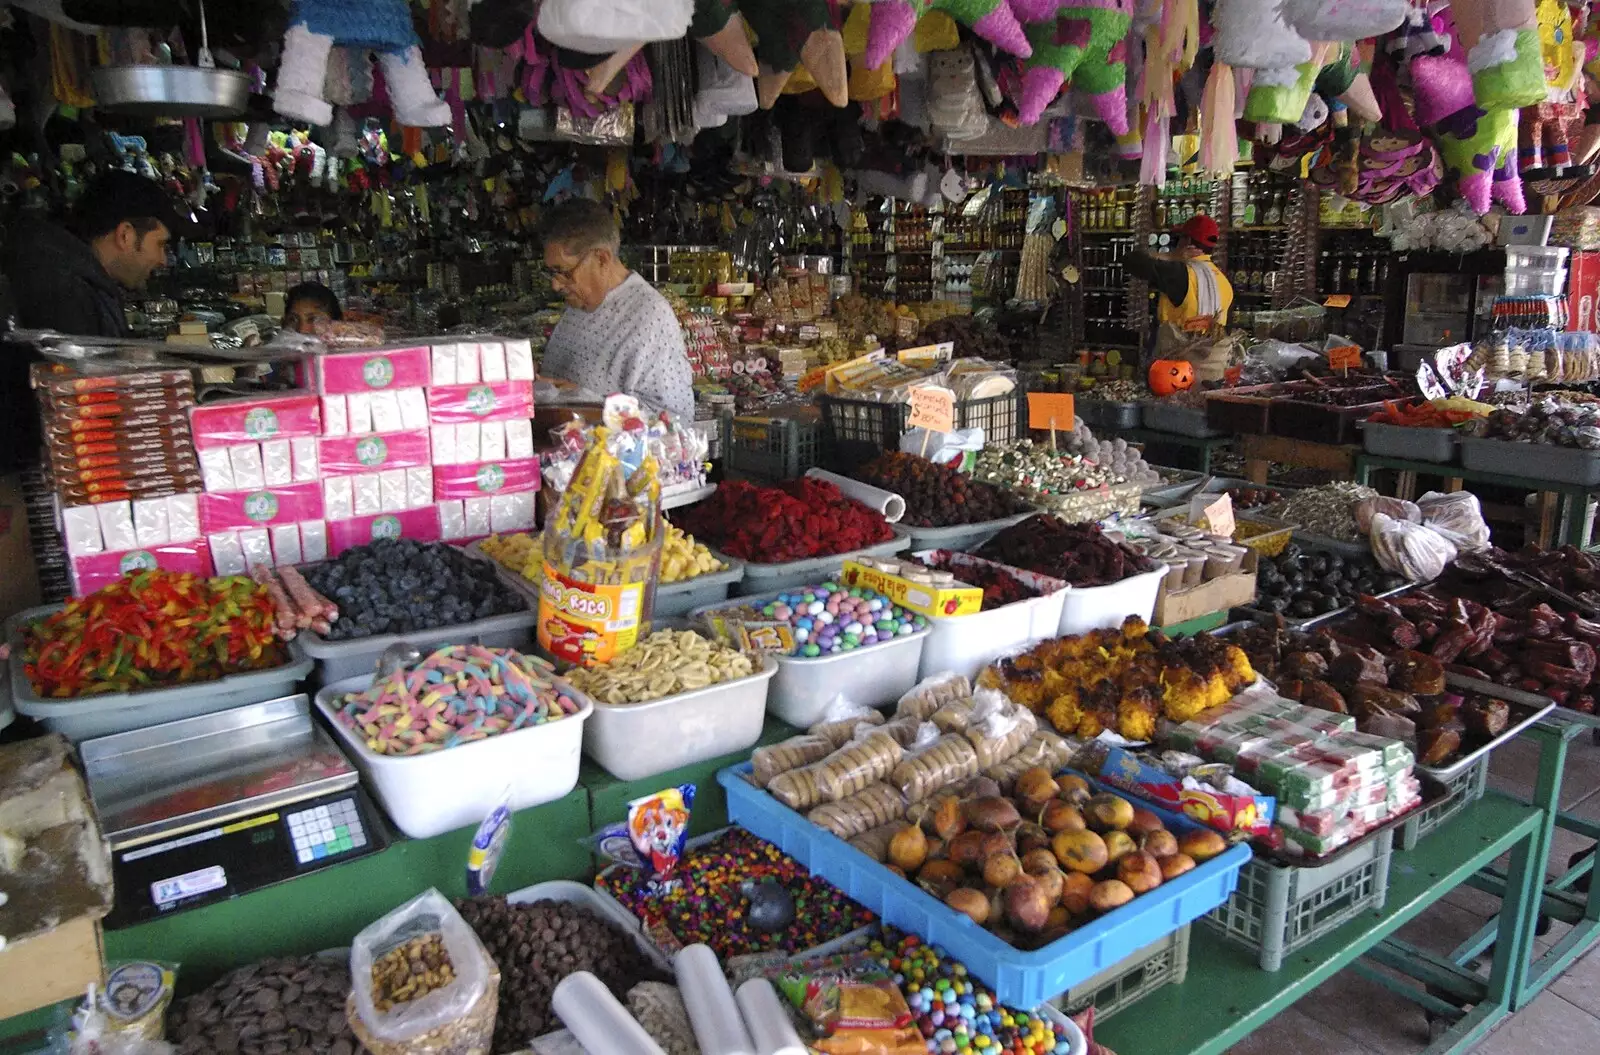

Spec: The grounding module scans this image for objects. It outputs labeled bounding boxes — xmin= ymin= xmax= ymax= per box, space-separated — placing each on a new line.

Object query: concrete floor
xmin=1222 ymin=733 xmax=1600 ymax=1055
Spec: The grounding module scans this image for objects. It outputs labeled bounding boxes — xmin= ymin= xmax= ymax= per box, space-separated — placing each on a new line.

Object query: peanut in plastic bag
xmin=349 ymin=889 xmax=496 ymax=1050
xmin=894 ymin=673 xmax=972 ymax=721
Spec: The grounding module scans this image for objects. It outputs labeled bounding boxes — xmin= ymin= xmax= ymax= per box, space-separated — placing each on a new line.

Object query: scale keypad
xmin=287 ymin=799 xmax=367 ymax=866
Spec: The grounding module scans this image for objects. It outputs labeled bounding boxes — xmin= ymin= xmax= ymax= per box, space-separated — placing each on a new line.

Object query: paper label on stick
xmin=1026 ymin=392 xmax=1076 ymax=431
xmin=1327 ymin=345 xmax=1362 ymax=372
xmin=907 ymin=386 xmax=956 ymax=433
xmin=1189 ymin=493 xmax=1235 ymax=538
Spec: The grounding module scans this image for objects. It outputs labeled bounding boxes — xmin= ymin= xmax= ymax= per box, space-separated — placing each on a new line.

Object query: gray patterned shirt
xmin=541 ymin=273 xmax=695 ymax=421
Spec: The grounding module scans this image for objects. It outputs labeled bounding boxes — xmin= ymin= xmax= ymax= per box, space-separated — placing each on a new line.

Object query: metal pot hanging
xmin=90 ymin=0 xmax=249 ymax=118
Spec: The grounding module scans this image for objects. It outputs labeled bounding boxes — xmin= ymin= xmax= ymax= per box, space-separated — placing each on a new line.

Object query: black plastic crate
xmin=721 ymin=412 xmax=821 ymax=482
xmin=819 ymin=391 xmax=1023 ymax=472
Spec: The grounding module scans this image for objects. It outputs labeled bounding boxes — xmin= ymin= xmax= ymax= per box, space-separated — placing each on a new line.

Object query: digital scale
xmin=81 ymin=694 xmax=389 ymax=929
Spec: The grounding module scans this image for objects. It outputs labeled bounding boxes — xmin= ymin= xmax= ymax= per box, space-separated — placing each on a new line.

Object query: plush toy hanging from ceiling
xmin=1519 ymin=0 xmax=1589 ymax=170
xmin=1278 ymin=0 xmax=1411 ymax=42
xmin=274 ymin=0 xmax=453 ymax=126
xmin=538 ymin=0 xmax=693 ymax=94
xmin=1211 ymin=0 xmax=1311 ymax=70
xmin=863 ymin=0 xmax=1032 ymax=70
xmin=742 ymin=0 xmax=847 ymax=108
xmin=1015 ymin=1 xmax=1134 ymax=129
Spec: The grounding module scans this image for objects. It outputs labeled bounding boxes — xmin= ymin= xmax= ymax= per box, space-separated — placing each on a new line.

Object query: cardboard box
xmin=1152 ymin=549 xmax=1258 ymax=628
xmin=839 ymin=559 xmax=982 ymax=618
xmin=0 ymin=913 xmax=105 ymax=1019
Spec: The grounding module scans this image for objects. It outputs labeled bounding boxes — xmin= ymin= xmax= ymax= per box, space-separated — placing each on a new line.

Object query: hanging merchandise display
xmin=273 ymin=0 xmax=453 ymax=126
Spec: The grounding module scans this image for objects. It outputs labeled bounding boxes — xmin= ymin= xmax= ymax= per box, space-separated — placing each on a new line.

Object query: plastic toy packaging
xmin=348 ymin=889 xmax=500 ymax=1055
xmin=773 ymin=951 xmax=924 ymax=1055
xmin=589 ymin=783 xmax=697 ymax=885
xmin=537 ymin=395 xmax=664 ymax=667
xmin=58 ymin=961 xmax=180 ymax=1053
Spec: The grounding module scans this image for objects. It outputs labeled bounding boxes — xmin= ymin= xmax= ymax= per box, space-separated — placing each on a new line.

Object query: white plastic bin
xmin=908 ymin=550 xmax=1068 ymax=680
xmin=313 ymin=673 xmax=591 ymax=839
xmin=1504 ymin=267 xmax=1567 ymax=295
xmin=1058 ymin=565 xmax=1166 ymax=636
xmin=895 ymin=510 xmax=1037 ymax=556
xmin=7 ymin=605 xmax=313 ymax=742
xmin=655 ymin=560 xmax=747 ymax=618
xmin=298 ymin=608 xmax=537 ymax=685
xmin=1504 ymin=244 xmax=1568 ymax=268
xmin=584 ymin=655 xmax=777 ymax=780
xmin=690 ymin=593 xmax=930 ymax=726
xmin=734 ymin=528 xmax=911 ymax=595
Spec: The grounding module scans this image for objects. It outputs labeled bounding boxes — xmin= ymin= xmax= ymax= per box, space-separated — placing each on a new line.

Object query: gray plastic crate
xmin=6 ymin=604 xmax=313 ymax=742
xmin=895 ymin=510 xmax=1037 ymax=555
xmin=1460 ymin=437 xmax=1600 ymax=485
xmin=1203 ymin=828 xmax=1394 ymax=971
xmin=1361 ymin=421 xmax=1457 ymax=463
xmin=721 ymin=413 xmax=821 ymax=483
xmin=298 ymin=607 xmax=537 ymax=684
xmin=1053 ymin=924 xmax=1190 ymax=1021
xmin=735 ymin=528 xmax=911 ymax=595
xmin=1141 ymin=402 xmax=1226 ymax=438
xmin=655 ymin=560 xmax=746 ymax=618
xmin=1076 ymin=399 xmax=1144 ymax=431
xmin=1400 ymin=755 xmax=1489 ymax=851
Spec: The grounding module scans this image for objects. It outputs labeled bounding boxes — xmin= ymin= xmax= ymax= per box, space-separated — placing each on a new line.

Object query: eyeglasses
xmin=541 ymin=249 xmax=593 ymax=284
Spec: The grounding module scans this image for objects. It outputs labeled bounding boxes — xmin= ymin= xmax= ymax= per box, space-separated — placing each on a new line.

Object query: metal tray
xmin=1421 ymin=675 xmax=1558 ymax=784
xmin=80 ymin=694 xmax=355 ymax=849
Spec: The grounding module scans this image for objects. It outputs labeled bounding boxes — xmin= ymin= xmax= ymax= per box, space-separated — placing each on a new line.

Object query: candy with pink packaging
xmin=318 ymin=429 xmax=433 ymax=475
xmin=432 ymin=459 xmax=542 ymax=500
xmin=313 ymin=345 xmax=432 ymax=395
xmin=326 ymin=506 xmax=442 ymax=556
xmin=70 ymin=540 xmax=214 ymax=596
xmin=189 ymin=394 xmax=322 ymax=449
xmin=426 ymin=381 xmax=535 ymax=424
xmin=199 ymin=483 xmax=326 ymax=533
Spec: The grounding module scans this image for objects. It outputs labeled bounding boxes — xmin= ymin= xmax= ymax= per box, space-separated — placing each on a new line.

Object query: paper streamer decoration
xmin=735 ymin=979 xmax=808 ymax=1055
xmin=676 ymin=944 xmax=756 ymax=1055
xmin=804 ymin=469 xmax=908 ymax=523
xmin=551 ymin=972 xmax=667 ymax=1055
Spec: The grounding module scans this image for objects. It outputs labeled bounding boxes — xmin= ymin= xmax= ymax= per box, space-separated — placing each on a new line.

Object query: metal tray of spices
xmin=80 ymin=694 xmax=356 ymax=849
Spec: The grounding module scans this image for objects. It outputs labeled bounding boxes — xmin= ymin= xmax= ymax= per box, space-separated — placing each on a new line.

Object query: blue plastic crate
xmin=718 ymin=764 xmax=1250 ymax=1008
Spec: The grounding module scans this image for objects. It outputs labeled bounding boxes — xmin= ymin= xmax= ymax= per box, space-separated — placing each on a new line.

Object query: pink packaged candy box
xmin=318 ymin=428 xmax=433 ymax=475
xmin=190 ymin=393 xmax=322 ymax=449
xmin=70 ymin=540 xmax=214 ymax=596
xmin=199 ymin=482 xmax=326 ymax=533
xmin=311 ymin=345 xmax=432 ymax=395
xmin=326 ymin=506 xmax=442 ymax=556
xmin=431 ymin=458 xmax=541 ymax=500
xmin=425 ymin=381 xmax=535 ymax=424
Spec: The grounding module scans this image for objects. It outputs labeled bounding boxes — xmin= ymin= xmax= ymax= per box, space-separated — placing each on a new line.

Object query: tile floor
xmin=1220 ymin=731 xmax=1600 ymax=1055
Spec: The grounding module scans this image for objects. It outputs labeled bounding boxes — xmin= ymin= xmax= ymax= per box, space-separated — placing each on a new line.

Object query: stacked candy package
xmin=1167 ymin=693 xmax=1420 ymax=857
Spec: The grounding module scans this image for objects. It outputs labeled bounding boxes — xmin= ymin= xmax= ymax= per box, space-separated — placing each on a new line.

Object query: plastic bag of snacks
xmin=751 ymin=734 xmax=835 ymax=788
xmin=808 ymin=697 xmax=887 ymax=747
xmin=877 ymin=714 xmax=931 ymax=748
xmin=807 ymin=783 xmax=906 ymax=838
xmin=813 ymin=731 xmax=906 ymax=802
xmin=1417 ymin=490 xmax=1491 ymax=552
xmin=890 ymin=732 xmax=981 ymax=803
xmin=1369 ymin=512 xmax=1458 ymax=582
xmin=984 ymin=729 xmax=1074 ymax=791
xmin=538 ymin=396 xmax=664 ymax=668
xmin=967 ymin=705 xmax=1038 ymax=769
xmin=894 ymin=672 xmax=972 ymax=721
xmin=348 ymin=889 xmax=500 ymax=1055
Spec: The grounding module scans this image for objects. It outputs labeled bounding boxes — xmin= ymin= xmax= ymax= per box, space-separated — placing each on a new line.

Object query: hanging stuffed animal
xmin=1451 ymin=0 xmax=1547 ymax=110
xmin=1244 ymin=42 xmax=1339 ymax=125
xmin=538 ymin=0 xmax=692 ymax=94
xmin=693 ymin=0 xmax=760 ymax=76
xmin=864 ymin=0 xmax=1032 ymax=70
xmin=1518 ymin=0 xmax=1588 ymax=169
xmin=1212 ymin=0 xmax=1311 ymax=70
xmin=742 ymin=0 xmax=847 ymax=108
xmin=1016 ymin=3 xmax=1134 ymax=129
xmin=1437 ymin=104 xmax=1527 ymax=211
xmin=274 ymin=0 xmax=452 ymax=127
xmin=1279 ymin=0 xmax=1410 ymax=41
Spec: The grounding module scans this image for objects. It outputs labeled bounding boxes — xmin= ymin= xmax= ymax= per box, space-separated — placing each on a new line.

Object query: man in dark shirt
xmin=4 ymin=169 xmax=185 ymax=338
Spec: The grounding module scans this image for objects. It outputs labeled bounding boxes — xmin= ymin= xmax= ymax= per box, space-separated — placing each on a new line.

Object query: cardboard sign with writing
xmin=1189 ymin=492 xmax=1235 ymax=538
xmin=908 ymin=386 xmax=956 ymax=433
xmin=897 ymin=341 xmax=955 ymax=366
xmin=1026 ymin=392 xmax=1076 ymax=431
xmin=1327 ymin=345 xmax=1362 ymax=371
xmin=1322 ymin=294 xmax=1352 ymax=309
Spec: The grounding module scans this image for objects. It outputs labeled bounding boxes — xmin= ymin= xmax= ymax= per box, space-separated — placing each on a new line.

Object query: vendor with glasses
xmin=538 ymin=199 xmax=694 ymax=422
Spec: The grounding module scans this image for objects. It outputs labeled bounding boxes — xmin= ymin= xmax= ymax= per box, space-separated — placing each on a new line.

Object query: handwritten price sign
xmin=907 ymin=385 xmax=956 ymax=433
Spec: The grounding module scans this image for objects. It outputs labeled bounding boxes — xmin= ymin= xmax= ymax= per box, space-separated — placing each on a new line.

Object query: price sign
xmin=1327 ymin=345 xmax=1362 ymax=371
xmin=1190 ymin=492 xmax=1235 ymax=539
xmin=1026 ymin=392 xmax=1076 ymax=431
xmin=1322 ymin=294 xmax=1352 ymax=309
xmin=897 ymin=341 xmax=955 ymax=365
xmin=908 ymin=386 xmax=957 ymax=433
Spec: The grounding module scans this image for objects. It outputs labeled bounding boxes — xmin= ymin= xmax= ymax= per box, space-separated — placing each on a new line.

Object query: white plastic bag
xmin=350 ymin=889 xmax=495 ymax=1046
xmin=537 ymin=0 xmax=692 ymax=52
xmin=1280 ymin=0 xmax=1409 ymax=41
xmin=1369 ymin=513 xmax=1458 ymax=583
xmin=900 ymin=426 xmax=985 ymax=470
xmin=1417 ymin=490 xmax=1492 ymax=552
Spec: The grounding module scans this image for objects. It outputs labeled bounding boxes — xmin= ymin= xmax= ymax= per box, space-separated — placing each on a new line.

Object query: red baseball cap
xmin=1174 ymin=213 xmax=1219 ymax=249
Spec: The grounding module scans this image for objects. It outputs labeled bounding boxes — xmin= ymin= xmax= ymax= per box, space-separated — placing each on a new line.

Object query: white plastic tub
xmin=1504 ymin=266 xmax=1567 ymax=295
xmin=909 ymin=550 xmax=1068 ymax=680
xmin=690 ymin=593 xmax=931 ymax=726
xmin=313 ymin=673 xmax=591 ymax=839
xmin=734 ymin=528 xmax=911 ymax=595
xmin=584 ymin=655 xmax=777 ymax=780
xmin=895 ymin=510 xmax=1038 ymax=556
xmin=1058 ymin=565 xmax=1166 ymax=636
xmin=504 ymin=879 xmax=675 ymax=975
